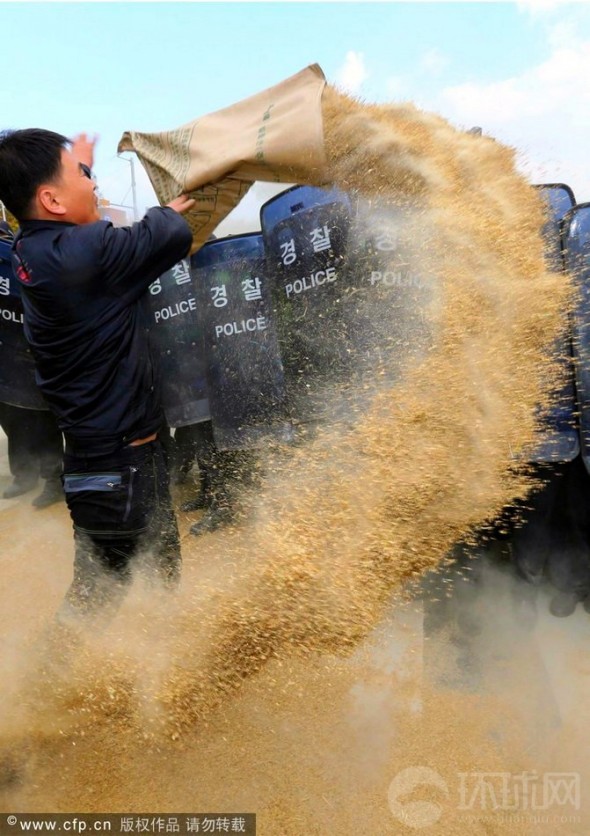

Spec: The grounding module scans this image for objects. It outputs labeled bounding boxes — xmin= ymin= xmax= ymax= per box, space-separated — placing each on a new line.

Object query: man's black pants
xmin=60 ymin=438 xmax=180 ymax=618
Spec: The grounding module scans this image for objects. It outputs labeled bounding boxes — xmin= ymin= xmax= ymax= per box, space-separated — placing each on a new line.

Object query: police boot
xmin=2 ymin=476 xmax=37 ymax=499
xmin=32 ymin=477 xmax=65 ymax=509
xmin=548 ymin=591 xmax=582 ymax=618
xmin=181 ymin=469 xmax=212 ymax=512
xmin=181 ymin=494 xmax=209 ymax=512
xmin=189 ymin=501 xmax=234 ymax=536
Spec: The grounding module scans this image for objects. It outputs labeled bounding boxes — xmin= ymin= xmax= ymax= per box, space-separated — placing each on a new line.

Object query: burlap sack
xmin=118 ymin=64 xmax=328 ymax=252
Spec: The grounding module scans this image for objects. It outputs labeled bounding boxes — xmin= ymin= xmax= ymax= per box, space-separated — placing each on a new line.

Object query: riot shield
xmin=261 ymin=185 xmax=436 ymax=427
xmin=0 ymin=240 xmax=47 ymax=410
xmin=342 ymin=198 xmax=435 ymax=385
xmin=146 ymin=257 xmax=210 ymax=428
xmin=191 ymin=233 xmax=290 ymax=451
xmin=528 ymin=184 xmax=578 ymax=462
xmin=260 ymin=185 xmax=354 ymax=423
xmin=564 ymin=203 xmax=590 ymax=472
xmin=535 ymin=183 xmax=576 ymax=271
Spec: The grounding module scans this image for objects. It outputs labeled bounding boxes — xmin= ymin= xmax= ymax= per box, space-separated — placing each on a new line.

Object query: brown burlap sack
xmin=118 ymin=64 xmax=328 ymax=252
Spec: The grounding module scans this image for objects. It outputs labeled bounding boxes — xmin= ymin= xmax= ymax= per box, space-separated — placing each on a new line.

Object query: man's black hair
xmin=0 ymin=129 xmax=69 ymax=222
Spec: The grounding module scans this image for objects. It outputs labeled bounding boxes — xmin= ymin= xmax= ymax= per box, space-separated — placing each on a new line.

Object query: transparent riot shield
xmin=191 ymin=234 xmax=290 ymax=451
xmin=0 ymin=241 xmax=47 ymax=410
xmin=528 ymin=183 xmax=578 ymax=462
xmin=564 ymin=202 xmax=590 ymax=472
xmin=147 ymin=257 xmax=210 ymax=428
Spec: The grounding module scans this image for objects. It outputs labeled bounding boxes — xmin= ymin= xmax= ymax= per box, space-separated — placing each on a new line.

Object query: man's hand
xmin=167 ymin=194 xmax=196 ymax=215
xmin=71 ymin=133 xmax=97 ymax=167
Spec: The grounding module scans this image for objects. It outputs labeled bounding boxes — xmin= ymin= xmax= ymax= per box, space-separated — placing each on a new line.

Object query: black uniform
xmin=0 ymin=222 xmax=63 ymax=504
xmin=0 ymin=402 xmax=63 ymax=499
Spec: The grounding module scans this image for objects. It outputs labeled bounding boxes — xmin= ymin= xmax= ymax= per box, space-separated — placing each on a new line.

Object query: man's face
xmin=54 ymin=148 xmax=100 ymax=225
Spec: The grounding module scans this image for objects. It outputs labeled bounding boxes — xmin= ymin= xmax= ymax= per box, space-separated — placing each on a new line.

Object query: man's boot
xmin=32 ymin=476 xmax=65 ymax=509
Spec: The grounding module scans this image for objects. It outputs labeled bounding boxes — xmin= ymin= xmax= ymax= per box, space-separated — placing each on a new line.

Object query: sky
xmin=0 ymin=0 xmax=589 ymax=231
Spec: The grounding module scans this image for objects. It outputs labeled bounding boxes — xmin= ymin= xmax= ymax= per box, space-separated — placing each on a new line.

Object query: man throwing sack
xmin=0 ymin=129 xmax=195 ymax=619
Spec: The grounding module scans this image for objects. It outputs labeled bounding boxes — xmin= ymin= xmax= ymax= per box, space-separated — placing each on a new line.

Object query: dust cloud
xmin=0 ymin=86 xmax=586 ymax=834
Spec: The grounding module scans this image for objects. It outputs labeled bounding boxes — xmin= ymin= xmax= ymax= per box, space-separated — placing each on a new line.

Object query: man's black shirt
xmin=12 ymin=207 xmax=192 ymax=456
